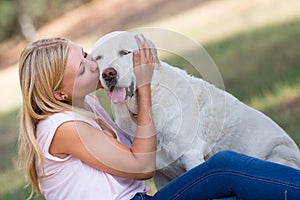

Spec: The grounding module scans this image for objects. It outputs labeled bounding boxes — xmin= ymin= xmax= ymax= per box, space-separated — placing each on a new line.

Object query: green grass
xmin=205 ymin=19 xmax=300 ymax=101
xmin=204 ymin=19 xmax=300 ymax=145
xmin=1 ymin=18 xmax=300 ymax=199
xmin=0 ymin=109 xmax=26 ymax=200
xmin=161 ymin=18 xmax=300 ymax=146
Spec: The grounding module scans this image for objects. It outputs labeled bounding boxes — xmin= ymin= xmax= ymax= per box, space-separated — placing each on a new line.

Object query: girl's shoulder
xmin=36 ymin=111 xmax=75 ymax=140
xmin=39 ymin=111 xmax=76 ymax=128
xmin=36 ymin=111 xmax=99 ymax=159
xmin=39 ymin=110 xmax=97 ymax=130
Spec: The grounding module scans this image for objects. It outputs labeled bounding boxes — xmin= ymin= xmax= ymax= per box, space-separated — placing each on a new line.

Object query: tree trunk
xmin=15 ymin=0 xmax=37 ymax=41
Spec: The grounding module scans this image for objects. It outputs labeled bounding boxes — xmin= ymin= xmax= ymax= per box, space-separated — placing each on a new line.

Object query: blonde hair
xmin=18 ymin=37 xmax=71 ymax=199
xmin=18 ymin=38 xmax=116 ymax=199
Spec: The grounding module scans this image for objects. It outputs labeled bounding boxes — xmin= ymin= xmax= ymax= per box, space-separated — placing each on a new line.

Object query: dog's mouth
xmin=126 ymin=95 xmax=139 ymax=119
xmin=106 ymin=81 xmax=135 ymax=103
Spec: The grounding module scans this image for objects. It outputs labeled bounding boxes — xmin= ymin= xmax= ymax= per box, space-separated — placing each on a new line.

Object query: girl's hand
xmin=133 ymin=34 xmax=160 ymax=91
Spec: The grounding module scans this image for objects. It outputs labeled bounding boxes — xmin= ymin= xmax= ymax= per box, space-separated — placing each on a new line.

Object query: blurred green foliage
xmin=0 ymin=0 xmax=91 ymax=42
xmin=0 ymin=0 xmax=17 ymax=41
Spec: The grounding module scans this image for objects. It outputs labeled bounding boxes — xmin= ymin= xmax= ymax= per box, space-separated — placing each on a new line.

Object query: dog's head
xmin=91 ymin=31 xmax=155 ymax=104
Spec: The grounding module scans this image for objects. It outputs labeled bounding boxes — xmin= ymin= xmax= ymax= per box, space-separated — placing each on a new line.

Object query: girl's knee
xmin=215 ymin=150 xmax=239 ymax=157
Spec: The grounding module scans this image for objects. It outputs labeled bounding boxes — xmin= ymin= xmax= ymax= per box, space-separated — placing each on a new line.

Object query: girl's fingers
xmin=135 ymin=34 xmax=154 ymax=62
xmin=133 ymin=51 xmax=141 ymax=68
xmin=141 ymin=34 xmax=151 ymax=60
xmin=152 ymin=44 xmax=160 ymax=65
xmin=134 ymin=34 xmax=160 ymax=70
xmin=135 ymin=35 xmax=145 ymax=62
xmin=135 ymin=35 xmax=142 ymax=50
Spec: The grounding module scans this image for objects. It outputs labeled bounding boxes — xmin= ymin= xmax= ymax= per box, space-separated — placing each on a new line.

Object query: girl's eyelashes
xmin=79 ymin=51 xmax=88 ymax=76
xmin=81 ymin=48 xmax=88 ymax=58
xmin=83 ymin=52 xmax=88 ymax=58
xmin=79 ymin=65 xmax=85 ymax=76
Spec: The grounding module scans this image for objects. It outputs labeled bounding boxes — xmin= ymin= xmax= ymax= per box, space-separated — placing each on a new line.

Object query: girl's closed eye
xmin=78 ymin=65 xmax=85 ymax=76
xmin=83 ymin=52 xmax=88 ymax=58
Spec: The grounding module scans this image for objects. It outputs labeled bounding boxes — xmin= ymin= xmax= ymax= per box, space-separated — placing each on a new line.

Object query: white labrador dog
xmin=91 ymin=31 xmax=300 ymax=189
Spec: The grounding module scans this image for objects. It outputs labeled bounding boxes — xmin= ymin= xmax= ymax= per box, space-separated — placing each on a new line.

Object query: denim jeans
xmin=131 ymin=151 xmax=300 ymax=200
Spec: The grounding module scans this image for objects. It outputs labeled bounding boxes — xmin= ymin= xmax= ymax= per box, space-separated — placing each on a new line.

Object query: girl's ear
xmin=53 ymin=91 xmax=69 ymax=101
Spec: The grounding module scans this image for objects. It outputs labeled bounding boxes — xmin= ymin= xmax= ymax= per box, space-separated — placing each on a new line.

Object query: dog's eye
xmin=94 ymin=55 xmax=103 ymax=61
xmin=119 ymin=50 xmax=131 ymax=56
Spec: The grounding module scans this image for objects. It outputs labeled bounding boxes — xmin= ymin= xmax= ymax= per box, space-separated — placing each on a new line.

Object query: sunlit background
xmin=0 ymin=0 xmax=300 ymax=199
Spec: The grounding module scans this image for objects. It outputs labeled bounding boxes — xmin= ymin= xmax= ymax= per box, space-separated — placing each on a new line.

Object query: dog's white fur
xmin=91 ymin=31 xmax=300 ymax=189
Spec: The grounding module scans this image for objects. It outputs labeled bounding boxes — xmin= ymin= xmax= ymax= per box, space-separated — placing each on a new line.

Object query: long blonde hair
xmin=18 ymin=38 xmax=71 ymax=199
xmin=18 ymin=38 xmax=116 ymax=199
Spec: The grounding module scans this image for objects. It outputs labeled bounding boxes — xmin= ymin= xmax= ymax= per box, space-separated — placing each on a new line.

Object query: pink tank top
xmin=36 ymin=95 xmax=148 ymax=200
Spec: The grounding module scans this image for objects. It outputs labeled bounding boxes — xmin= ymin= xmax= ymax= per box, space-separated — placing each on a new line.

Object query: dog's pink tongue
xmin=107 ymin=88 xmax=126 ymax=103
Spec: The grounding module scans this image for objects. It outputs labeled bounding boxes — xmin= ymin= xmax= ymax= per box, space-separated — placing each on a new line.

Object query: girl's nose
xmin=86 ymin=54 xmax=98 ymax=71
xmin=90 ymin=62 xmax=98 ymax=72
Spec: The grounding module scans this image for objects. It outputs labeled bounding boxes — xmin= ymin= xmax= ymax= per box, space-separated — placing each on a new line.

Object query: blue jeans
xmin=131 ymin=151 xmax=300 ymax=200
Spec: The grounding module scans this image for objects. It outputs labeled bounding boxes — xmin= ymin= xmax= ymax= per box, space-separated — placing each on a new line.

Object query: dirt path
xmin=1 ymin=0 xmax=299 ymax=70
xmin=0 ymin=0 xmax=206 ymax=70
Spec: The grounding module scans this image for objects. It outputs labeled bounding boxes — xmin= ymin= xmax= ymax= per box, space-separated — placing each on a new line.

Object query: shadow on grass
xmin=0 ymin=108 xmax=46 ymax=200
xmin=0 ymin=185 xmax=45 ymax=200
xmin=0 ymin=185 xmax=26 ymax=200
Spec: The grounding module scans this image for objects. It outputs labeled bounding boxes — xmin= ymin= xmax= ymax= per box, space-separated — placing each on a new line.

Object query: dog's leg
xmin=180 ymin=150 xmax=206 ymax=171
xmin=264 ymin=141 xmax=300 ymax=170
xmin=179 ymin=137 xmax=209 ymax=171
xmin=153 ymin=170 xmax=172 ymax=190
xmin=112 ymin=103 xmax=137 ymax=140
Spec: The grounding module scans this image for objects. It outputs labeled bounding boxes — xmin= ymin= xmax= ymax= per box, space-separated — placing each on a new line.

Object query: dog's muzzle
xmin=102 ymin=67 xmax=117 ymax=91
xmin=102 ymin=67 xmax=135 ymax=103
xmin=126 ymin=82 xmax=135 ymax=98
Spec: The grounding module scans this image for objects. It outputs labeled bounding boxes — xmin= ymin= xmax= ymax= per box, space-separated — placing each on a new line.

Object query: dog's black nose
xmin=102 ymin=67 xmax=117 ymax=89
